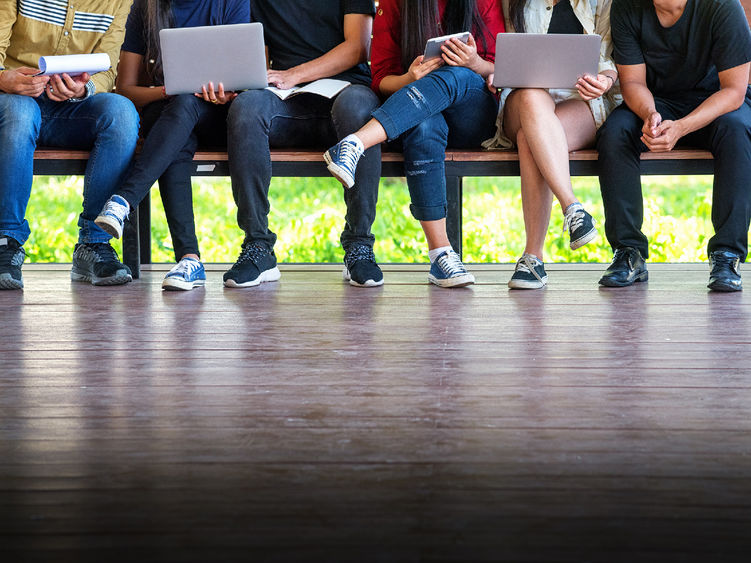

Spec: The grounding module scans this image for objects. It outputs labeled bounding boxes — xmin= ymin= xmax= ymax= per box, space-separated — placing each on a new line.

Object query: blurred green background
xmin=26 ymin=175 xmax=715 ymax=264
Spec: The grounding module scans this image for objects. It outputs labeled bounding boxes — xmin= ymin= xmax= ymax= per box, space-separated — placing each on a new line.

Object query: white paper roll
xmin=36 ymin=53 xmax=111 ymax=77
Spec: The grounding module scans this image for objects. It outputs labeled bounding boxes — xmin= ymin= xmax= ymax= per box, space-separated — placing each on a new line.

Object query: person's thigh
xmin=554 ymin=99 xmax=597 ymax=151
xmin=442 ymin=87 xmax=498 ymax=148
xmin=502 ymin=88 xmax=556 ymax=143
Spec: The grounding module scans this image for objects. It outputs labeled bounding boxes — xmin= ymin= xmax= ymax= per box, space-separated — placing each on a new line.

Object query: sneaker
xmin=0 ymin=237 xmax=25 ymax=290
xmin=223 ymin=242 xmax=281 ymax=288
xmin=508 ymin=253 xmax=548 ymax=290
xmin=94 ymin=195 xmax=130 ymax=239
xmin=324 ymin=136 xmax=364 ymax=189
xmin=162 ymin=257 xmax=206 ymax=291
xmin=708 ymin=250 xmax=742 ymax=292
xmin=598 ymin=247 xmax=648 ymax=287
xmin=343 ymin=244 xmax=384 ymax=287
xmin=428 ymin=249 xmax=475 ymax=288
xmin=563 ymin=203 xmax=597 ymax=250
xmin=71 ymin=242 xmax=133 ymax=286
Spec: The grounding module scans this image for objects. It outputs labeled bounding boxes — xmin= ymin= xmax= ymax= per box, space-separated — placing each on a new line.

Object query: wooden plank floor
xmin=1 ymin=265 xmax=751 ymax=562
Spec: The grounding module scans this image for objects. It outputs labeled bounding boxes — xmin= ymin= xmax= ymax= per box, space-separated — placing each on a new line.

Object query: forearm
xmin=118 ymin=84 xmax=166 ymax=109
xmin=379 ymin=73 xmax=413 ymax=96
xmin=621 ymin=81 xmax=657 ymax=121
xmin=677 ymin=88 xmax=747 ymax=136
xmin=284 ymin=41 xmax=365 ymax=85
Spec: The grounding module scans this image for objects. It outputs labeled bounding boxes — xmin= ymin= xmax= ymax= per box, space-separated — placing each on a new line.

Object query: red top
xmin=371 ymin=0 xmax=505 ymax=95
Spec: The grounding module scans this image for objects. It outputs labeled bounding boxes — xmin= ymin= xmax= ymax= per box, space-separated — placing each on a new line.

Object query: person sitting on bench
xmin=0 ymin=0 xmax=138 ymax=290
xmin=597 ymin=0 xmax=751 ymax=291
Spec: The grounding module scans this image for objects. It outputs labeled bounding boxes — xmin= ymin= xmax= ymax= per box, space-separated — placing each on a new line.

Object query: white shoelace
xmin=338 ymin=140 xmax=363 ymax=172
xmin=436 ymin=250 xmax=467 ymax=276
xmin=515 ymin=253 xmax=544 ymax=282
xmin=563 ymin=206 xmax=586 ymax=234
xmin=169 ymin=258 xmax=200 ymax=276
xmin=104 ymin=198 xmax=129 ymax=220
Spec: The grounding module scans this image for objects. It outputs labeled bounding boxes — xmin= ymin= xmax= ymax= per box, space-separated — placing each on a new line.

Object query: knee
xmin=93 ymin=94 xmax=139 ymax=143
xmin=514 ymin=89 xmax=553 ymax=117
xmin=165 ymin=93 xmax=204 ymax=116
xmin=712 ymin=113 xmax=751 ymax=144
xmin=0 ymin=94 xmax=41 ymax=142
xmin=596 ymin=111 xmax=641 ymax=153
xmin=227 ymin=90 xmax=271 ymax=133
xmin=332 ymin=86 xmax=379 ymax=128
xmin=404 ymin=114 xmax=448 ymax=147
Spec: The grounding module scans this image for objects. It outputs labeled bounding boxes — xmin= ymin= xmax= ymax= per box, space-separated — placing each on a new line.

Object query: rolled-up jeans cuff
xmin=410 ymin=203 xmax=447 ymax=222
xmin=370 ymin=107 xmax=400 ymax=142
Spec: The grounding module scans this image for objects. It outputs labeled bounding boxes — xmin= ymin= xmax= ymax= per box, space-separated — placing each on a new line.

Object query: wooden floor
xmin=2 ymin=264 xmax=751 ymax=562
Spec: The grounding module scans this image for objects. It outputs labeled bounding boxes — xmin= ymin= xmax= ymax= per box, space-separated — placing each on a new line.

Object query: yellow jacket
xmin=0 ymin=0 xmax=133 ymax=94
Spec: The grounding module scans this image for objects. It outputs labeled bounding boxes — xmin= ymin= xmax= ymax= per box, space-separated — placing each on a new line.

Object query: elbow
xmin=732 ymin=90 xmax=747 ymax=111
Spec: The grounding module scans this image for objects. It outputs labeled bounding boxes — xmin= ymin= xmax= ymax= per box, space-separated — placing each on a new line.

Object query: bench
xmin=32 ymin=147 xmax=714 ymax=278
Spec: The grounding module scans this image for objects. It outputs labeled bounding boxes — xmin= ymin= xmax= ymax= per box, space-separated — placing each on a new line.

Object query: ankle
xmin=428 ymin=245 xmax=453 ymax=263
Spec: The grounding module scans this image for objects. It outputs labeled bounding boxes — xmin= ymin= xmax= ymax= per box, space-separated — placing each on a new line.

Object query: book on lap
xmin=266 ymin=78 xmax=350 ymax=100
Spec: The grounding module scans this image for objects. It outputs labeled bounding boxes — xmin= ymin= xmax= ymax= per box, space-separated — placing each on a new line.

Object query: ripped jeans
xmin=371 ymin=66 xmax=498 ymax=221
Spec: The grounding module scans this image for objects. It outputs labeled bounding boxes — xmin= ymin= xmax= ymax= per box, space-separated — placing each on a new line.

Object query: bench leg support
xmin=446 ymin=175 xmax=463 ymax=256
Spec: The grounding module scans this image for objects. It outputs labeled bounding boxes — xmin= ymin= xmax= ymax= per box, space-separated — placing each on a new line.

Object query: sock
xmin=564 ymin=201 xmax=582 ymax=215
xmin=429 ymin=246 xmax=452 ymax=263
xmin=343 ymin=133 xmax=364 ymax=153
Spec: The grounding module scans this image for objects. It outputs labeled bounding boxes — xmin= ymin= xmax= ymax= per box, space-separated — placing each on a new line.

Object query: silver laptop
xmin=493 ymin=33 xmax=601 ymax=89
xmin=160 ymin=23 xmax=267 ymax=95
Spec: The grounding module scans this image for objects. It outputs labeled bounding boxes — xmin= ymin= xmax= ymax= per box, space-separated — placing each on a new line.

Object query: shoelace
xmin=103 ymin=198 xmax=129 ymax=219
xmin=515 ymin=254 xmax=544 ymax=282
xmin=345 ymin=245 xmax=375 ymax=268
xmin=170 ymin=259 xmax=201 ymax=276
xmin=436 ymin=251 xmax=467 ymax=276
xmin=82 ymin=243 xmax=119 ymax=263
xmin=337 ymin=140 xmax=362 ymax=172
xmin=563 ymin=206 xmax=586 ymax=234
xmin=611 ymin=247 xmax=633 ymax=267
xmin=235 ymin=243 xmax=269 ymax=265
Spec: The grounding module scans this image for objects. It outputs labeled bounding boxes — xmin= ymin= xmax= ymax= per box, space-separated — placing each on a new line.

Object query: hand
xmin=576 ymin=73 xmax=612 ymax=101
xmin=441 ymin=34 xmax=482 ymax=73
xmin=46 ymin=72 xmax=89 ymax=101
xmin=196 ymin=82 xmax=236 ymax=105
xmin=641 ymin=111 xmax=662 ymax=141
xmin=0 ymin=67 xmax=50 ymax=97
xmin=486 ymin=73 xmax=498 ymax=95
xmin=407 ymin=55 xmax=443 ymax=83
xmin=641 ymin=119 xmax=685 ymax=152
xmin=267 ymin=69 xmax=300 ymax=90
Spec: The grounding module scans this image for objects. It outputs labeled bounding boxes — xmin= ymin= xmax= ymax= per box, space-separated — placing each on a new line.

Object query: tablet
xmin=424 ymin=31 xmax=470 ymax=60
xmin=493 ymin=33 xmax=601 ymax=89
xmin=160 ymin=23 xmax=268 ymax=95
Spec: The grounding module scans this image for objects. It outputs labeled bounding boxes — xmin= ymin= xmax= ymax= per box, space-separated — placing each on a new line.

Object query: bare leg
xmin=420 ymin=218 xmax=451 ymax=250
xmin=353 ymin=119 xmax=388 ymax=149
xmin=517 ymin=128 xmax=553 ymax=259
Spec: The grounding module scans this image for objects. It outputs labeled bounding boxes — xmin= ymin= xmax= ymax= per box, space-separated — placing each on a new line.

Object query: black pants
xmin=119 ymin=95 xmax=227 ymax=261
xmin=597 ymin=95 xmax=751 ymax=261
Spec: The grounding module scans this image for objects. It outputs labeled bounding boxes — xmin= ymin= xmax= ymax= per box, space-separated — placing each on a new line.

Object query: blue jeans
xmin=227 ymin=85 xmax=381 ymax=250
xmin=372 ymin=66 xmax=498 ymax=221
xmin=0 ymin=92 xmax=139 ymax=245
xmin=118 ymin=95 xmax=228 ymax=260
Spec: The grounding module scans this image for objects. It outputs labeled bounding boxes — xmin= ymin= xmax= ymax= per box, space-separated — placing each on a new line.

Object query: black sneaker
xmin=508 ymin=253 xmax=547 ymax=289
xmin=598 ymin=247 xmax=648 ymax=287
xmin=71 ymin=243 xmax=133 ymax=286
xmin=563 ymin=203 xmax=597 ymax=250
xmin=0 ymin=237 xmax=25 ymax=290
xmin=343 ymin=244 xmax=383 ymax=287
xmin=708 ymin=250 xmax=742 ymax=292
xmin=223 ymin=242 xmax=281 ymax=288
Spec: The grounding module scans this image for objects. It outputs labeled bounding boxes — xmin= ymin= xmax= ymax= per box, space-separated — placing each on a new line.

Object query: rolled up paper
xmin=36 ymin=53 xmax=111 ymax=77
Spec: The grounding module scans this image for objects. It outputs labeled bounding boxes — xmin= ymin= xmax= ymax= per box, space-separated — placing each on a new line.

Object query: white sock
xmin=564 ymin=201 xmax=582 ymax=215
xmin=429 ymin=246 xmax=453 ymax=263
xmin=343 ymin=133 xmax=364 ymax=153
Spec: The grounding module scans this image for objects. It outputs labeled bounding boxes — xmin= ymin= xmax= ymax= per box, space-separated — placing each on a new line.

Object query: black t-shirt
xmin=611 ymin=0 xmax=751 ymax=100
xmin=250 ymin=0 xmax=375 ymax=86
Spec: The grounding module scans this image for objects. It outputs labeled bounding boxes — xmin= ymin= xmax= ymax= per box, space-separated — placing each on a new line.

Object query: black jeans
xmin=118 ymin=95 xmax=228 ymax=261
xmin=226 ymin=85 xmax=381 ymax=251
xmin=597 ymin=95 xmax=751 ymax=261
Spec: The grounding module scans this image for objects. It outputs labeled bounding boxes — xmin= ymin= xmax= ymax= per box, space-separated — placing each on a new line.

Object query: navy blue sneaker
xmin=563 ymin=203 xmax=597 ymax=250
xmin=162 ymin=257 xmax=206 ymax=291
xmin=95 ymin=195 xmax=130 ymax=239
xmin=0 ymin=237 xmax=25 ymax=290
xmin=428 ymin=250 xmax=475 ymax=288
xmin=324 ymin=135 xmax=364 ymax=189
xmin=508 ymin=253 xmax=548 ymax=290
xmin=71 ymin=242 xmax=132 ymax=286
xmin=708 ymin=250 xmax=742 ymax=292
xmin=224 ymin=242 xmax=281 ymax=288
xmin=343 ymin=244 xmax=383 ymax=287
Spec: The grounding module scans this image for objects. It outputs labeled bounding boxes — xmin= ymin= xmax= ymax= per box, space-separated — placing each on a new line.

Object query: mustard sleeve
xmin=0 ymin=2 xmax=19 ymax=70
xmin=90 ymin=0 xmax=134 ymax=93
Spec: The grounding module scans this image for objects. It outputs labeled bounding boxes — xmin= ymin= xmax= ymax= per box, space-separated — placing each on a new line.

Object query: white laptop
xmin=160 ymin=23 xmax=267 ymax=95
xmin=493 ymin=33 xmax=601 ymax=89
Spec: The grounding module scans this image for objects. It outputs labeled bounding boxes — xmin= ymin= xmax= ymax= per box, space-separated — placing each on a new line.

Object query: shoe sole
xmin=323 ymin=151 xmax=355 ymax=189
xmin=598 ymin=271 xmax=649 ymax=287
xmin=71 ymin=269 xmax=133 ymax=286
xmin=342 ymin=268 xmax=384 ymax=288
xmin=162 ymin=278 xmax=206 ymax=291
xmin=0 ymin=273 xmax=23 ymax=290
xmin=224 ymin=267 xmax=281 ymax=288
xmin=707 ymin=280 xmax=742 ymax=292
xmin=428 ymin=273 xmax=475 ymax=288
xmin=570 ymin=227 xmax=597 ymax=250
xmin=508 ymin=276 xmax=548 ymax=290
xmin=94 ymin=216 xmax=123 ymax=239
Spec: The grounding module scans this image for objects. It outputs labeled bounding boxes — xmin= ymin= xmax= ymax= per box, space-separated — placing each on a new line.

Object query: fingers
xmin=47 ymin=74 xmax=76 ymax=100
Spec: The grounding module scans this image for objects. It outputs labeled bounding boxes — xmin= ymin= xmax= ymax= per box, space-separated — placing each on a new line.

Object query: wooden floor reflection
xmin=1 ymin=265 xmax=750 ymax=562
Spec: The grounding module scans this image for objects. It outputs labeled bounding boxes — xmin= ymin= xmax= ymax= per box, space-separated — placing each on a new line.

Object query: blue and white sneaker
xmin=428 ymin=249 xmax=475 ymax=288
xmin=162 ymin=257 xmax=206 ymax=291
xmin=324 ymin=135 xmax=364 ymax=189
xmin=94 ymin=195 xmax=130 ymax=239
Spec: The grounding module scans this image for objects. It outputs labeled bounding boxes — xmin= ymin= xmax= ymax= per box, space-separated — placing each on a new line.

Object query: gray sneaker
xmin=71 ymin=243 xmax=132 ymax=286
xmin=0 ymin=237 xmax=25 ymax=290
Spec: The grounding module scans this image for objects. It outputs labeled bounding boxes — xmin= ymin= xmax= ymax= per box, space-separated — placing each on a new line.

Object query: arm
xmin=266 ymin=13 xmax=372 ymax=90
xmin=576 ymin=0 xmax=617 ymax=101
xmin=115 ymin=51 xmax=165 ymax=109
xmin=89 ymin=0 xmax=134 ymax=95
xmin=0 ymin=3 xmax=50 ymax=96
xmin=0 ymin=0 xmax=16 ymax=71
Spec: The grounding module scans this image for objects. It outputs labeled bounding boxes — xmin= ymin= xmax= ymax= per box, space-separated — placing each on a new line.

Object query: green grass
xmin=25 ymin=174 xmax=716 ymax=263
